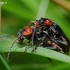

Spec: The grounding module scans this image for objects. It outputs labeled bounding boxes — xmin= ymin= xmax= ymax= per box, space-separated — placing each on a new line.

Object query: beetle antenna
xmin=7 ymin=39 xmax=17 ymax=61
xmin=0 ymin=35 xmax=11 ymax=38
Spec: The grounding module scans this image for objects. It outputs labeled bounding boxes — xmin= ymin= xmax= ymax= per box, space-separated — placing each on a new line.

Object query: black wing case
xmin=56 ymin=24 xmax=70 ymax=46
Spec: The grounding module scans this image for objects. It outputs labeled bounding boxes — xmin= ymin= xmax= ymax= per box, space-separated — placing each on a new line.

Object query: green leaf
xmin=48 ymin=63 xmax=70 ymax=70
xmin=0 ymin=55 xmax=10 ymax=70
xmin=10 ymin=64 xmax=50 ymax=70
xmin=1 ymin=0 xmax=70 ymax=70
xmin=0 ymin=34 xmax=70 ymax=64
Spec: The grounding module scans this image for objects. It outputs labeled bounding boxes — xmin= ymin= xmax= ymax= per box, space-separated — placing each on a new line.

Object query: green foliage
xmin=0 ymin=34 xmax=70 ymax=70
xmin=0 ymin=35 xmax=70 ymax=63
xmin=1 ymin=0 xmax=70 ymax=70
xmin=0 ymin=55 xmax=10 ymax=70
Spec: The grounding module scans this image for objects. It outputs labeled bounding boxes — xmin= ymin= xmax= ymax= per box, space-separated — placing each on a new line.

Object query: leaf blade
xmin=0 ymin=34 xmax=70 ymax=64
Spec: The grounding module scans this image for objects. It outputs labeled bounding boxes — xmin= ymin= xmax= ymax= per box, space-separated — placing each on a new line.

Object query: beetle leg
xmin=60 ymin=35 xmax=69 ymax=52
xmin=24 ymin=40 xmax=31 ymax=52
xmin=31 ymin=27 xmax=37 ymax=52
xmin=60 ymin=35 xmax=67 ymax=45
xmin=31 ymin=27 xmax=36 ymax=46
xmin=31 ymin=38 xmax=38 ymax=53
xmin=31 ymin=31 xmax=39 ymax=53
xmin=31 ymin=42 xmax=38 ymax=53
xmin=47 ymin=40 xmax=64 ymax=53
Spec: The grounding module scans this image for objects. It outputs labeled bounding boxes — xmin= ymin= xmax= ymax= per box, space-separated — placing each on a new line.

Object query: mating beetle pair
xmin=7 ymin=17 xmax=70 ymax=60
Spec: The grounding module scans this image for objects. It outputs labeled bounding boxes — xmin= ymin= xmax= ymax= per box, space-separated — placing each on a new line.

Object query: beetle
xmin=33 ymin=17 xmax=70 ymax=54
xmin=7 ymin=17 xmax=70 ymax=61
xmin=7 ymin=26 xmax=34 ymax=60
xmin=17 ymin=25 xmax=64 ymax=53
xmin=7 ymin=23 xmax=64 ymax=60
xmin=28 ymin=21 xmax=64 ymax=52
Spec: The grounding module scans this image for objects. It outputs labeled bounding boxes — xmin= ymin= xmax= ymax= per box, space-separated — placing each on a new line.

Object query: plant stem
xmin=0 ymin=0 xmax=1 ymax=34
xmin=52 ymin=0 xmax=70 ymax=12
xmin=36 ymin=0 xmax=50 ymax=19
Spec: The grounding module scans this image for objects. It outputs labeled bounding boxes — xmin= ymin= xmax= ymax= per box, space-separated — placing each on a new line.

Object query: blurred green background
xmin=1 ymin=0 xmax=70 ymax=70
